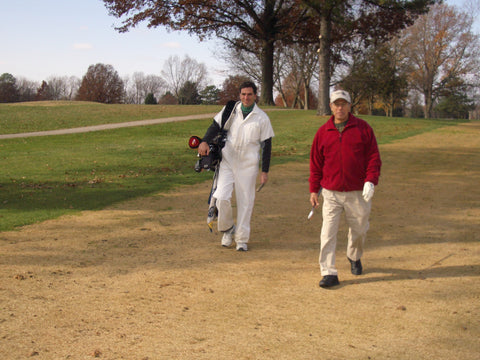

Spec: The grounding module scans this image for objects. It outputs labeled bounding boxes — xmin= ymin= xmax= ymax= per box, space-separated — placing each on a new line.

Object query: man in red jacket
xmin=309 ymin=90 xmax=381 ymax=288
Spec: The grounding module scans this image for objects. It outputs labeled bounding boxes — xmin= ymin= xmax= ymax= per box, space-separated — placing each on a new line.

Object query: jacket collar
xmin=326 ymin=113 xmax=358 ymax=130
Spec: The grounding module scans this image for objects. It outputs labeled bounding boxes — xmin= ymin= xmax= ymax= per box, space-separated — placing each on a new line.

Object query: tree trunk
xmin=304 ymin=82 xmax=309 ymax=110
xmin=367 ymin=96 xmax=374 ymax=115
xmin=276 ymin=82 xmax=288 ymax=107
xmin=389 ymin=93 xmax=394 ymax=117
xmin=260 ymin=40 xmax=275 ymax=105
xmin=317 ymin=14 xmax=331 ymax=116
xmin=424 ymin=87 xmax=434 ymax=118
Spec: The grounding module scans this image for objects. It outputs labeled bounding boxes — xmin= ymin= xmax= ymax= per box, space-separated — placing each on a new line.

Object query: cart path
xmin=0 ymin=113 xmax=217 ymax=139
xmin=0 ymin=108 xmax=286 ymax=139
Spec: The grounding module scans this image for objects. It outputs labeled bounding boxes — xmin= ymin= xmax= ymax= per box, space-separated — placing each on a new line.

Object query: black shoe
xmin=319 ymin=275 xmax=340 ymax=288
xmin=348 ymin=257 xmax=363 ymax=275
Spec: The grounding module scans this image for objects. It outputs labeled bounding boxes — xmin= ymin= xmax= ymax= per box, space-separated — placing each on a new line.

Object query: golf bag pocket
xmin=195 ymin=150 xmax=220 ymax=172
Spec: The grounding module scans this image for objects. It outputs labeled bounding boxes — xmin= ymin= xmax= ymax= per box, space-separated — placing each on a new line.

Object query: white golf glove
xmin=362 ymin=182 xmax=375 ymax=202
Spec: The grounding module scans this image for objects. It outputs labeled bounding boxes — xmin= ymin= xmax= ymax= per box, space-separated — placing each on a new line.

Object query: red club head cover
xmin=188 ymin=136 xmax=201 ymax=149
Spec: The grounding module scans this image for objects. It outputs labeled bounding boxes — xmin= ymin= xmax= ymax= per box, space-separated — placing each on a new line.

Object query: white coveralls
xmin=212 ymin=102 xmax=274 ymax=246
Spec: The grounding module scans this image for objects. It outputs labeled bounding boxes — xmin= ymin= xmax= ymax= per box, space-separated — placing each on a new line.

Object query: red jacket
xmin=309 ymin=113 xmax=381 ymax=193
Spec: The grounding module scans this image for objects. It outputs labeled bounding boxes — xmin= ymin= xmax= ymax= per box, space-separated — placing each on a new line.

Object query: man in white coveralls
xmin=198 ymin=81 xmax=274 ymax=251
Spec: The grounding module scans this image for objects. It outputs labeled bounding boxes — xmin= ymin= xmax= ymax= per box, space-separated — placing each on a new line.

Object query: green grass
xmin=270 ymin=110 xmax=467 ymax=164
xmin=0 ymin=102 xmax=468 ymax=231
xmin=0 ymin=101 xmax=223 ymax=134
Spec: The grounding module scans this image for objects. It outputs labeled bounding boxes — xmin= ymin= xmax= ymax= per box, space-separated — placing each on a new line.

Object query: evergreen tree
xmin=35 ymin=81 xmax=53 ymax=101
xmin=200 ymin=85 xmax=220 ymax=105
xmin=177 ymin=81 xmax=201 ymax=105
xmin=0 ymin=73 xmax=20 ymax=103
xmin=144 ymin=93 xmax=157 ymax=105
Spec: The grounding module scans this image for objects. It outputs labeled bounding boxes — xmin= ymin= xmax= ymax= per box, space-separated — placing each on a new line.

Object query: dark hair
xmin=239 ymin=81 xmax=257 ymax=95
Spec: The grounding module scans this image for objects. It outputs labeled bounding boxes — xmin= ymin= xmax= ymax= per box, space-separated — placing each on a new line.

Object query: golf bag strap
xmin=221 ymin=100 xmax=237 ymax=129
xmin=201 ymin=100 xmax=237 ymax=143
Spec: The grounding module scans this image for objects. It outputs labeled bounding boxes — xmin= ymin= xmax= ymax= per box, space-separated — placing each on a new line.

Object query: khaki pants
xmin=320 ymin=189 xmax=372 ymax=276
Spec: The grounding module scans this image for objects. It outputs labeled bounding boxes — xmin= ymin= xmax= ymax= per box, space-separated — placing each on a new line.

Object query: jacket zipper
xmin=338 ymin=129 xmax=346 ymax=191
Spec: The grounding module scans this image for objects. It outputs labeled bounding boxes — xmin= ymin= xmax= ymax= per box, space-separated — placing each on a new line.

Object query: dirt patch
xmin=1 ymin=122 xmax=479 ymax=359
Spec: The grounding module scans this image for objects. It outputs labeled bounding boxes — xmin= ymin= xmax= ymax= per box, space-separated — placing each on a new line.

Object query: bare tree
xmin=46 ymin=76 xmax=73 ymax=100
xmin=223 ymin=48 xmax=262 ymax=88
xmin=50 ymin=75 xmax=80 ymax=100
xmin=161 ymin=55 xmax=207 ymax=98
xmin=399 ymin=3 xmax=480 ymax=118
xmin=143 ymin=74 xmax=167 ymax=101
xmin=131 ymin=72 xmax=145 ymax=104
xmin=122 ymin=75 xmax=134 ymax=104
xmin=16 ymin=77 xmax=39 ymax=102
xmin=47 ymin=77 xmax=65 ymax=100
xmin=279 ymin=44 xmax=319 ymax=109
xmin=66 ymin=76 xmax=81 ymax=100
xmin=126 ymin=72 xmax=167 ymax=104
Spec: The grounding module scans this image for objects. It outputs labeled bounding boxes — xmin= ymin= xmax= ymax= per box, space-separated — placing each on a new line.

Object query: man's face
xmin=240 ymin=87 xmax=256 ymax=107
xmin=330 ymin=99 xmax=351 ymax=123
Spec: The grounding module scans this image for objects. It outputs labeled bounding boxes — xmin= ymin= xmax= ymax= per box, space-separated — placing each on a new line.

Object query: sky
xmin=1 ymin=0 xmax=227 ymax=86
xmin=1 ymin=0 xmax=477 ymax=88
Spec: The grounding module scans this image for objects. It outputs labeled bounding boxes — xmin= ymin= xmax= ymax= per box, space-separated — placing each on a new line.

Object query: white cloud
xmin=162 ymin=42 xmax=181 ymax=49
xmin=73 ymin=43 xmax=93 ymax=50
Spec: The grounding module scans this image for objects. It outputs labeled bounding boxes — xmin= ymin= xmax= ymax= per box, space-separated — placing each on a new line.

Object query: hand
xmin=260 ymin=172 xmax=269 ymax=185
xmin=362 ymin=182 xmax=375 ymax=202
xmin=310 ymin=192 xmax=320 ymax=208
xmin=198 ymin=142 xmax=210 ymax=156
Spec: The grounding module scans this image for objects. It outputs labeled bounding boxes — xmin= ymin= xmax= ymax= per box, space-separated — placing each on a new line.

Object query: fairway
xmin=0 ymin=121 xmax=478 ymax=359
xmin=0 ymin=102 xmax=465 ymax=232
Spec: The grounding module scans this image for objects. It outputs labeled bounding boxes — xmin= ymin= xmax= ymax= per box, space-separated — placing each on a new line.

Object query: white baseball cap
xmin=330 ymin=90 xmax=351 ymax=104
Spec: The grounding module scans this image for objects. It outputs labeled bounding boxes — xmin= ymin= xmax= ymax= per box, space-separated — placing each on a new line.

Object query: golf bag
xmin=188 ymin=100 xmax=237 ymax=172
xmin=193 ymin=131 xmax=227 ymax=172
xmin=188 ymin=100 xmax=238 ymax=231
